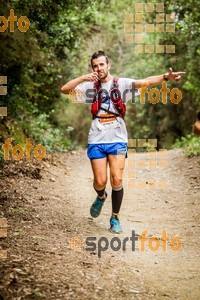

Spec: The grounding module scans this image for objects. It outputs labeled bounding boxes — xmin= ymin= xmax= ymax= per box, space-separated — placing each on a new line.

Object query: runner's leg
xmin=108 ymin=154 xmax=125 ymax=214
xmin=108 ymin=154 xmax=125 ymax=232
xmin=90 ymin=157 xmax=108 ymax=199
xmin=89 ymin=157 xmax=108 ymax=218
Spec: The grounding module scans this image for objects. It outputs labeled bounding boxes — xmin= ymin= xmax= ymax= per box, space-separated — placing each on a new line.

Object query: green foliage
xmin=126 ymin=0 xmax=200 ymax=148
xmin=0 ymin=0 xmax=102 ymax=152
xmin=20 ymin=112 xmax=74 ymax=151
xmin=0 ymin=0 xmax=199 ymax=155
xmin=173 ymin=135 xmax=200 ymax=157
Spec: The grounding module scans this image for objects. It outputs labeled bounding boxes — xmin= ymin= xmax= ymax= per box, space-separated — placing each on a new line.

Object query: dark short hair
xmin=91 ymin=51 xmax=109 ymax=67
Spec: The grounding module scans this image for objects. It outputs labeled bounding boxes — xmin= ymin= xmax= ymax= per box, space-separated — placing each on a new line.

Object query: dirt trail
xmin=0 ymin=149 xmax=200 ymax=299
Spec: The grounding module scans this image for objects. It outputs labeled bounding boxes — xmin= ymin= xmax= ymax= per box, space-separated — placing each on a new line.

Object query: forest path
xmin=0 ymin=149 xmax=199 ymax=299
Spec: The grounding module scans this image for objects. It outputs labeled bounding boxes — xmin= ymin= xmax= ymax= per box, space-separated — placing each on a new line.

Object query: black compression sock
xmin=94 ymin=188 xmax=106 ymax=199
xmin=112 ymin=187 xmax=124 ymax=214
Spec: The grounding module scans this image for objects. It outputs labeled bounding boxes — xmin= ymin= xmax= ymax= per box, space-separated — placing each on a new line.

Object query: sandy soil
xmin=0 ymin=148 xmax=200 ymax=299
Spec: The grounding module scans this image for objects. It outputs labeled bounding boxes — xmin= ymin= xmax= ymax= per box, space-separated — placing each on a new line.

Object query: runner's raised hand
xmin=60 ymin=72 xmax=99 ymax=93
xmin=82 ymin=72 xmax=99 ymax=82
xmin=165 ymin=67 xmax=186 ymax=81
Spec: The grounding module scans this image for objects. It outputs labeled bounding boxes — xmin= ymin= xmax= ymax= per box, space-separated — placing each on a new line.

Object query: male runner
xmin=61 ymin=50 xmax=185 ymax=233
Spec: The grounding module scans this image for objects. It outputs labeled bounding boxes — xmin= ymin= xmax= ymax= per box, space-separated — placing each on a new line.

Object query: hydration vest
xmin=91 ymin=77 xmax=126 ymax=119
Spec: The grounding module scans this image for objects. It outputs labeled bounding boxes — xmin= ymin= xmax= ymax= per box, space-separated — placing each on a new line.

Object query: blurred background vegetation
xmin=0 ymin=0 xmax=199 ymax=159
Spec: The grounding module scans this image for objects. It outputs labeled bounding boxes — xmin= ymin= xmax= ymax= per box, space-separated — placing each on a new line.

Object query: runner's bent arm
xmin=60 ymin=72 xmax=99 ymax=94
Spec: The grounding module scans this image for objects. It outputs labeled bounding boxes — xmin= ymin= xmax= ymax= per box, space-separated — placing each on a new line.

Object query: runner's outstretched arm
xmin=134 ymin=67 xmax=186 ymax=89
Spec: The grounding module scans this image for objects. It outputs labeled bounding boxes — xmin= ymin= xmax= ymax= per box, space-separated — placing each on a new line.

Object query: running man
xmin=61 ymin=50 xmax=185 ymax=233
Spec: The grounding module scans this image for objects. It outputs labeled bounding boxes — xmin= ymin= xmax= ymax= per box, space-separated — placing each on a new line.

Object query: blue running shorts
xmin=87 ymin=142 xmax=128 ymax=160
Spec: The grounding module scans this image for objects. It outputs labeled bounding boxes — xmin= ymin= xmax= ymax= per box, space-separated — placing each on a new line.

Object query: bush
xmin=173 ymin=134 xmax=200 ymax=157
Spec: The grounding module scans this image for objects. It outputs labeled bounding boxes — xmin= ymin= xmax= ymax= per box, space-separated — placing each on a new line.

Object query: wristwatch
xmin=163 ymin=73 xmax=169 ymax=81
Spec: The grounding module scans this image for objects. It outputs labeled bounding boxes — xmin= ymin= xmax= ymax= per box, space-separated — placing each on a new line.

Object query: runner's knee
xmin=110 ymin=175 xmax=122 ymax=189
xmin=93 ymin=177 xmax=107 ymax=190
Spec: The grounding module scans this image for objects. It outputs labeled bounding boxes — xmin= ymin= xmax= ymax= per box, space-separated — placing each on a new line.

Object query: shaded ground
xmin=0 ymin=149 xmax=200 ymax=299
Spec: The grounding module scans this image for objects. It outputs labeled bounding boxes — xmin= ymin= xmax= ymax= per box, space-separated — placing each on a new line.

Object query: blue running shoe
xmin=90 ymin=191 xmax=107 ymax=218
xmin=110 ymin=215 xmax=122 ymax=233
